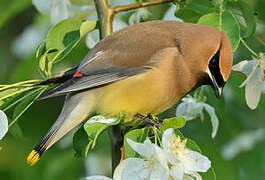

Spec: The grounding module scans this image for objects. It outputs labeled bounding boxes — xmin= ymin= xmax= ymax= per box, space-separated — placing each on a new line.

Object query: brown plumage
xmin=27 ymin=20 xmax=233 ymax=165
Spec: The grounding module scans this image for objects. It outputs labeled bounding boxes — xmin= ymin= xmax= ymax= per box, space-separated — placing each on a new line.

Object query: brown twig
xmin=135 ymin=113 xmax=162 ymax=127
xmin=94 ymin=0 xmax=183 ymax=38
xmin=114 ymin=0 xmax=183 ymax=13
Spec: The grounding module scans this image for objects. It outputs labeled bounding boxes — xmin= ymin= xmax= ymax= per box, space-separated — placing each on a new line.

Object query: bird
xmin=27 ymin=20 xmax=233 ymax=166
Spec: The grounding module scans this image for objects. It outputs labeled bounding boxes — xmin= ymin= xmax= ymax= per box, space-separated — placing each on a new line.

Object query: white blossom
xmin=11 ymin=25 xmax=46 ymax=59
xmin=232 ymin=57 xmax=265 ymax=109
xmin=32 ymin=0 xmax=93 ymax=25
xmin=176 ymin=95 xmax=219 ymax=138
xmin=33 ymin=0 xmax=73 ymax=25
xmin=113 ymin=129 xmax=211 ymax=180
xmin=113 ymin=138 xmax=169 ymax=180
xmin=162 ymin=129 xmax=211 ymax=180
xmin=222 ymin=128 xmax=265 ymax=160
xmin=0 ymin=110 xmax=8 ymax=140
xmin=261 ymin=81 xmax=265 ymax=93
xmin=129 ymin=8 xmax=151 ymax=25
xmin=163 ymin=4 xmax=182 ymax=21
xmin=85 ymin=176 xmax=112 ymax=180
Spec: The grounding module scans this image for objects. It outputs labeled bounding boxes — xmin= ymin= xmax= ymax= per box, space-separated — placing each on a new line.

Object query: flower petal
xmin=221 ymin=129 xmax=265 ymax=160
xmin=163 ymin=4 xmax=182 ymax=21
xmin=0 ymin=110 xmax=8 ymax=140
xmin=126 ymin=138 xmax=154 ymax=158
xmin=86 ymin=29 xmax=100 ymax=49
xmin=261 ymin=81 xmax=265 ymax=94
xmin=113 ymin=158 xmax=151 ymax=180
xmin=185 ymin=172 xmax=202 ymax=180
xmin=113 ymin=16 xmax=128 ymax=32
xmin=170 ymin=163 xmax=184 ymax=180
xmin=176 ymin=97 xmax=203 ymax=121
xmin=245 ymin=66 xmax=264 ymax=109
xmin=153 ymin=145 xmax=168 ymax=168
xmin=32 ymin=0 xmax=54 ymax=14
xmin=162 ymin=128 xmax=174 ymax=151
xmin=232 ymin=60 xmax=258 ymax=76
xmin=203 ymin=104 xmax=219 ymax=138
xmin=239 ymin=60 xmax=259 ymax=88
xmin=150 ymin=162 xmax=169 ymax=180
xmin=86 ymin=176 xmax=112 ymax=180
xmin=50 ymin=0 xmax=71 ymax=25
xmin=181 ymin=149 xmax=211 ymax=173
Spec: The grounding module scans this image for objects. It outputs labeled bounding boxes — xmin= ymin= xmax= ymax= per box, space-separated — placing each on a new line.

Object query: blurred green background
xmin=0 ymin=0 xmax=265 ymax=179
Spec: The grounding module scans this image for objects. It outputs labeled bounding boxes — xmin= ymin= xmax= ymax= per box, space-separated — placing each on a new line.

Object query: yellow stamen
xmin=168 ymin=134 xmax=187 ymax=154
xmin=27 ymin=150 xmax=40 ymax=166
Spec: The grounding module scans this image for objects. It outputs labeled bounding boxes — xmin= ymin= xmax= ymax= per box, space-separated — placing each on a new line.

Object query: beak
xmin=207 ymin=69 xmax=224 ymax=98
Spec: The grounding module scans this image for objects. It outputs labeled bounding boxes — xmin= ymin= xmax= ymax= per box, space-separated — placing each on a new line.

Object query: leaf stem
xmin=240 ymin=37 xmax=258 ymax=57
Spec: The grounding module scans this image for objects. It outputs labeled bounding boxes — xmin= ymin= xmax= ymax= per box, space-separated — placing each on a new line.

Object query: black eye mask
xmin=208 ymin=50 xmax=225 ymax=88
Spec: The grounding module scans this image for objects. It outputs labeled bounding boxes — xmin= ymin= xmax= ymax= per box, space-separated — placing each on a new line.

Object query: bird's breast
xmin=95 ymin=66 xmax=179 ymax=123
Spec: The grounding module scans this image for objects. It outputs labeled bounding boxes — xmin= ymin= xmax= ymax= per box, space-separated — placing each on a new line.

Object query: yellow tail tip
xmin=27 ymin=150 xmax=40 ymax=166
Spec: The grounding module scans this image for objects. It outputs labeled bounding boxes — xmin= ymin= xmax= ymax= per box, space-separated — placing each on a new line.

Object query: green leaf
xmin=0 ymin=80 xmax=39 ymax=92
xmin=124 ymin=127 xmax=150 ymax=158
xmin=0 ymin=92 xmax=25 ymax=111
xmin=36 ymin=41 xmax=47 ymax=59
xmin=197 ymin=11 xmax=240 ymax=51
xmin=84 ymin=113 xmax=124 ymax=149
xmin=222 ymin=11 xmax=240 ymax=51
xmin=201 ymin=167 xmax=216 ymax=180
xmin=174 ymin=129 xmax=201 ymax=153
xmin=197 ymin=13 xmax=221 ymax=30
xmin=9 ymin=122 xmax=24 ymax=139
xmin=45 ymin=19 xmax=96 ymax=64
xmin=0 ymin=87 xmax=34 ymax=102
xmin=160 ymin=116 xmax=186 ymax=131
xmin=37 ymin=19 xmax=96 ymax=77
xmin=188 ymin=0 xmax=216 ymax=14
xmin=73 ymin=126 xmax=92 ymax=158
xmin=9 ymin=87 xmax=47 ymax=127
xmin=74 ymin=113 xmax=124 ymax=157
xmin=80 ymin=21 xmax=97 ymax=37
xmin=237 ymin=0 xmax=256 ymax=38
xmin=186 ymin=139 xmax=202 ymax=153
xmin=175 ymin=0 xmax=216 ymax=23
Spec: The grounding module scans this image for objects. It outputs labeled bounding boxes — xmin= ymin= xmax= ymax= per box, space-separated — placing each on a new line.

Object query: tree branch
xmin=94 ymin=0 xmax=114 ymax=38
xmin=114 ymin=0 xmax=183 ymax=14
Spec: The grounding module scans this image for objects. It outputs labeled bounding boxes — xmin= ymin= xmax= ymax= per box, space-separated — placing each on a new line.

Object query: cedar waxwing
xmin=27 ymin=20 xmax=233 ymax=165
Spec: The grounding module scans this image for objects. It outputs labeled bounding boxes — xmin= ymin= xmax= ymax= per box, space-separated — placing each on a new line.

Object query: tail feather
xmin=27 ymin=90 xmax=97 ymax=166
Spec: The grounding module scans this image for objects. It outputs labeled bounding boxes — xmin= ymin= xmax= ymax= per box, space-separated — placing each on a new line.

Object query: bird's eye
xmin=209 ymin=50 xmax=219 ymax=68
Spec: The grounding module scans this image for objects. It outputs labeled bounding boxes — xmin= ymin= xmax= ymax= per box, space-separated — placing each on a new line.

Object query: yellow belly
xmin=96 ymin=67 xmax=178 ymax=123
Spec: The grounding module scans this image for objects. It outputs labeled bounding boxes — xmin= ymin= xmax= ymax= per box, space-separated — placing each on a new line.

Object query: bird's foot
xmin=135 ymin=113 xmax=162 ymax=127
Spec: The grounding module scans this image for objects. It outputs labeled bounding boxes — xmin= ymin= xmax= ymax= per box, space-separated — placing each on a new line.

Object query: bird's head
xmin=205 ymin=31 xmax=233 ymax=98
xmin=185 ymin=26 xmax=233 ymax=98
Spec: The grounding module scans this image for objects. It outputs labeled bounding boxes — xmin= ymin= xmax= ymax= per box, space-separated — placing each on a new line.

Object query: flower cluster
xmin=232 ymin=54 xmax=265 ymax=109
xmin=87 ymin=128 xmax=211 ymax=180
xmin=176 ymin=95 xmax=219 ymax=138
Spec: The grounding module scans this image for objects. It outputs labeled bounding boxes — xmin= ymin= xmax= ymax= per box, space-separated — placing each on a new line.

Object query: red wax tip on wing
xmin=73 ymin=71 xmax=83 ymax=77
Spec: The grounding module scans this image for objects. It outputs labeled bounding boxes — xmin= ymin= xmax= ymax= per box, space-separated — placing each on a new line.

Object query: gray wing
xmin=37 ymin=66 xmax=148 ymax=100
xmin=37 ymin=21 xmax=181 ymax=100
